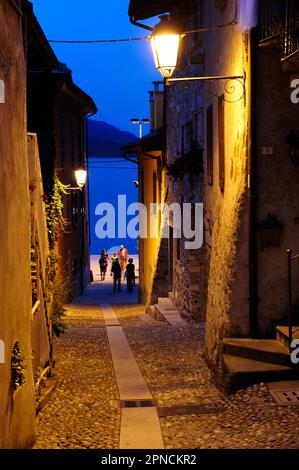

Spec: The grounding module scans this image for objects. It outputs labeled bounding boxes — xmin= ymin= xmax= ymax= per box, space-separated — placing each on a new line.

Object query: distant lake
xmin=88 ymin=156 xmax=138 ymax=256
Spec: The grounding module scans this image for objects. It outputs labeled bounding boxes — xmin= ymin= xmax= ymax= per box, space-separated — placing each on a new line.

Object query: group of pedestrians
xmin=98 ymin=245 xmax=135 ymax=293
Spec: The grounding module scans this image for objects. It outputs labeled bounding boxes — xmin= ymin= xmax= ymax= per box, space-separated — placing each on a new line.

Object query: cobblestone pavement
xmin=115 ymin=305 xmax=299 ymax=449
xmin=35 ymin=279 xmax=299 ymax=449
xmin=34 ymin=285 xmax=121 ymax=449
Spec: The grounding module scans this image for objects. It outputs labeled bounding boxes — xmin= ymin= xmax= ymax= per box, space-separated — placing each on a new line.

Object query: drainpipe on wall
xmin=248 ymin=28 xmax=258 ymax=337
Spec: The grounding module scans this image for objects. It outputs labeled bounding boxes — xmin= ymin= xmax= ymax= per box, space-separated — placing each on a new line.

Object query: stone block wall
xmin=202 ymin=0 xmax=251 ymax=369
xmin=0 ymin=0 xmax=36 ymax=448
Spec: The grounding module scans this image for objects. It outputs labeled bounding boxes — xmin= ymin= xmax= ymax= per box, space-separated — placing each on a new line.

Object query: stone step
xmin=157 ymin=297 xmax=172 ymax=305
xmin=276 ymin=325 xmax=299 ymax=349
xmin=222 ymin=354 xmax=299 ymax=394
xmin=153 ymin=303 xmax=184 ymax=326
xmin=223 ymin=338 xmax=291 ymax=367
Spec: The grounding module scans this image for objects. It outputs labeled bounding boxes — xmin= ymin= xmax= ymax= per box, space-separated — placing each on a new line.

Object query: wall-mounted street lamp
xmin=69 ymin=165 xmax=87 ymax=190
xmin=150 ymin=16 xmax=182 ymax=79
xmin=130 ymin=118 xmax=150 ymax=139
xmin=258 ymin=214 xmax=284 ymax=251
xmin=75 ymin=166 xmax=87 ymax=189
xmin=68 ymin=164 xmax=88 ymax=296
xmin=144 ymin=15 xmax=245 ymax=96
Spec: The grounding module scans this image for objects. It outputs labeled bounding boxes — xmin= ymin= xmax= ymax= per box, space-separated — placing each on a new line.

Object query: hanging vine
xmin=45 ymin=175 xmax=70 ymax=250
xmin=45 ymin=175 xmax=70 ymax=337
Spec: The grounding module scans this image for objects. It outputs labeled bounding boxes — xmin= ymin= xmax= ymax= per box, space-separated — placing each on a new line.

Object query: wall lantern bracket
xmin=166 ymin=75 xmax=245 ymax=103
xmin=258 ymin=214 xmax=284 ymax=251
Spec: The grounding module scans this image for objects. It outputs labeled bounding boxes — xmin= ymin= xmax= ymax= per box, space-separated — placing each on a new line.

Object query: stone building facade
xmin=165 ymin=0 xmax=207 ymax=321
xmin=0 ymin=0 xmax=97 ymax=447
xmin=0 ymin=0 xmax=36 ymax=448
xmin=26 ymin=2 xmax=97 ymax=299
xmin=54 ymin=71 xmax=97 ymax=298
xmin=129 ymin=0 xmax=299 ymax=389
xmin=123 ymin=83 xmax=166 ymax=306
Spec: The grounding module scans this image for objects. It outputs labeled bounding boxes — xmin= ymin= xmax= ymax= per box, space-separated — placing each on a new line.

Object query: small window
xmin=140 ymin=167 xmax=145 ymax=204
xmin=218 ymin=95 xmax=225 ymax=192
xmin=206 ymin=104 xmax=214 ymax=185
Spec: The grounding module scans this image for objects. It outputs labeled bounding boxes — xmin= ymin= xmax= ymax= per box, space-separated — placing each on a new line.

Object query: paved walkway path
xmin=101 ymin=304 xmax=163 ymax=449
xmin=34 ymin=273 xmax=299 ymax=449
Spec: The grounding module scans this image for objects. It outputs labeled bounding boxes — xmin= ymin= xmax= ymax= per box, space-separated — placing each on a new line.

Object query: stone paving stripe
xmin=102 ymin=304 xmax=121 ymax=326
xmin=119 ymin=408 xmax=164 ymax=449
xmin=102 ymin=304 xmax=164 ymax=449
xmin=105 ymin=325 xmax=153 ymax=401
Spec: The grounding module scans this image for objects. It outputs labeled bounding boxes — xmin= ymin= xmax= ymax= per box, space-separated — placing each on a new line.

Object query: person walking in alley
xmin=118 ymin=244 xmax=129 ymax=277
xmin=126 ymin=258 xmax=135 ymax=293
xmin=111 ymin=258 xmax=122 ymax=292
xmin=111 ymin=251 xmax=118 ymax=265
xmin=99 ymin=249 xmax=109 ymax=281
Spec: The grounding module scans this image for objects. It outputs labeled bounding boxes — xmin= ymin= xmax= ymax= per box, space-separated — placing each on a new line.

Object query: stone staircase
xmin=151 ymin=296 xmax=185 ymax=326
xmin=222 ymin=326 xmax=299 ymax=392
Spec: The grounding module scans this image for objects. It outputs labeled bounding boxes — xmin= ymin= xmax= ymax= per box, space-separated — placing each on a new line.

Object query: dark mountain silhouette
xmin=88 ymin=120 xmax=136 ymax=156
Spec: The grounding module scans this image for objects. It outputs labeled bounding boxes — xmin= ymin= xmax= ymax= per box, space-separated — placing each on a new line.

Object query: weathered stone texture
xmin=0 ymin=0 xmax=35 ymax=448
xmin=165 ymin=11 xmax=207 ymax=321
xmin=202 ymin=2 xmax=250 ymax=367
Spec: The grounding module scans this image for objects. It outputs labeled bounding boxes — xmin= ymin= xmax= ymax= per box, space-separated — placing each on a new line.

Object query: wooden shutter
xmin=206 ymin=105 xmax=214 ymax=185
xmin=218 ymin=95 xmax=225 ymax=192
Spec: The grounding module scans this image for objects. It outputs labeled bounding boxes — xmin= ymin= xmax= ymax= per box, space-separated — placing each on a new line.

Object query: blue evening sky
xmin=31 ymin=0 xmax=160 ymax=134
xmin=31 ymin=1 xmax=160 ymax=255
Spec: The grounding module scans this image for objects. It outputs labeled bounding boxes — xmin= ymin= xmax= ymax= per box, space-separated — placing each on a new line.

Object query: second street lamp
xmin=130 ymin=118 xmax=150 ymax=139
xmin=75 ymin=166 xmax=87 ymax=190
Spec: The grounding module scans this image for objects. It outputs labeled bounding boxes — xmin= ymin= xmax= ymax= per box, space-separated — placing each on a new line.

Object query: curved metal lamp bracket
xmin=166 ymin=75 xmax=245 ymax=103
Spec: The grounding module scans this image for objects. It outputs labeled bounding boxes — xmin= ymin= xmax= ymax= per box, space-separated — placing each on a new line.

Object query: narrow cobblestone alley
xmin=34 ymin=270 xmax=299 ymax=450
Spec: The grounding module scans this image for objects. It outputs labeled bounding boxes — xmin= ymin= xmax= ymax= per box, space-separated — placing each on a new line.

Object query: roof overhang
xmin=122 ymin=128 xmax=163 ymax=158
xmin=128 ymin=0 xmax=175 ymax=21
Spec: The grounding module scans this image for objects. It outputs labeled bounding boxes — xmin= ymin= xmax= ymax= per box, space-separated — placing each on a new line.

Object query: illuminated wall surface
xmin=0 ymin=0 xmax=36 ymax=449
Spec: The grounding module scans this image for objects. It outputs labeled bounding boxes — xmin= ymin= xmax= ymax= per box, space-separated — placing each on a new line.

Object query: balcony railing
xmin=259 ymin=0 xmax=299 ymax=61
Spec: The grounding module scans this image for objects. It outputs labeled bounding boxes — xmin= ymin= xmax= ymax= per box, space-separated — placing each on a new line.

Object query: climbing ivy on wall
xmin=45 ymin=175 xmax=70 ymax=337
xmin=45 ymin=175 xmax=70 ymax=250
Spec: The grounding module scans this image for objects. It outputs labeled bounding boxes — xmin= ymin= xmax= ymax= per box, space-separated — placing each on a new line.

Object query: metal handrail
xmin=259 ymin=0 xmax=299 ymax=61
